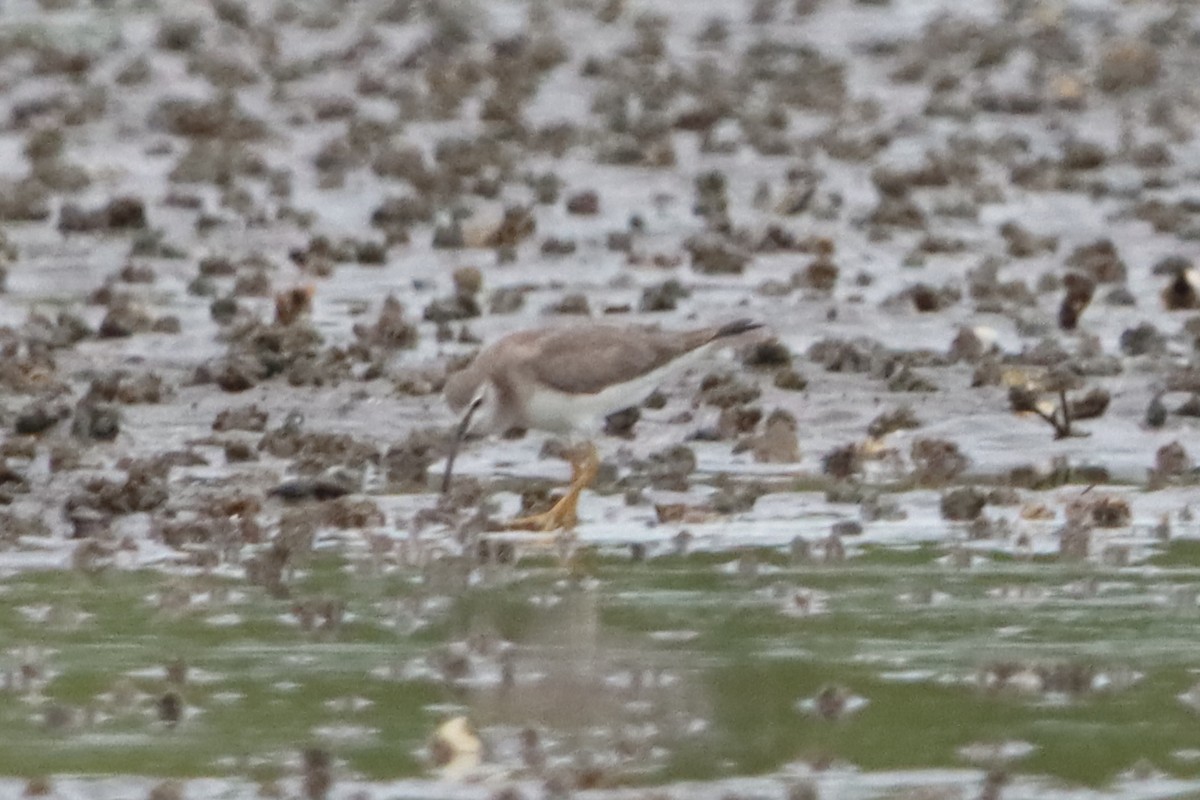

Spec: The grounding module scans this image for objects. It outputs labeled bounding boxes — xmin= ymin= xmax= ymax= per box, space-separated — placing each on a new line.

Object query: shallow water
xmin=0 ymin=0 xmax=1199 ymax=796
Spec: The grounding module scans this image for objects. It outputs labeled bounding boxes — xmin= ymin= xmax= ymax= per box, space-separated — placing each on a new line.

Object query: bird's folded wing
xmin=528 ymin=326 xmax=709 ymax=395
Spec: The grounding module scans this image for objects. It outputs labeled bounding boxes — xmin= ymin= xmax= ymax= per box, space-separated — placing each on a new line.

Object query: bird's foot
xmin=506 ymin=491 xmax=579 ymax=532
xmin=506 ymin=441 xmax=598 ymax=533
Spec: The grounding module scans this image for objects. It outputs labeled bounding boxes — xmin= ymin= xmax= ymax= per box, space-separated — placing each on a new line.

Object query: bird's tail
xmin=712 ymin=318 xmax=764 ymax=339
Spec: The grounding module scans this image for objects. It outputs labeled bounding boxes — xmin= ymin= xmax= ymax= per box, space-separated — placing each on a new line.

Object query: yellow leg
xmin=508 ymin=442 xmax=599 ymax=532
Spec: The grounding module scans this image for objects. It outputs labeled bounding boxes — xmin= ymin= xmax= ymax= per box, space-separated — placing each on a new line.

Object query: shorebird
xmin=442 ymin=318 xmax=763 ymax=531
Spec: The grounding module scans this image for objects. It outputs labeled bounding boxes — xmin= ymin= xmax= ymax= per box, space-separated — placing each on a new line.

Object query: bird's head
xmin=445 ymin=371 xmax=501 ymax=439
xmin=441 ymin=373 xmax=502 ymax=494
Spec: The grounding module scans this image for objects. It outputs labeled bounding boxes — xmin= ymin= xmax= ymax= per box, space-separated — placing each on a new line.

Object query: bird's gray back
xmin=444 ymin=322 xmax=724 ymax=419
xmin=521 ymin=324 xmax=715 ymax=395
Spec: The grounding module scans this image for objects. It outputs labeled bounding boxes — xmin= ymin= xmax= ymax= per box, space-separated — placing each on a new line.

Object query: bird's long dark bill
xmin=441 ymin=403 xmax=480 ymax=494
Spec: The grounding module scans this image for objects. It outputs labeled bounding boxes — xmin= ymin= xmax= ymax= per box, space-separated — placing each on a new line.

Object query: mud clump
xmin=752 ymin=409 xmax=800 ymax=463
xmin=222 ymin=440 xmax=256 ymax=462
xmin=1068 ymin=494 xmax=1132 ymax=528
xmin=822 ymin=443 xmax=862 ymax=480
xmin=0 ymin=464 xmax=30 ymax=504
xmin=1000 ymin=221 xmax=1057 ymax=258
xmin=887 ymin=365 xmax=937 ymax=393
xmin=940 ymin=487 xmax=986 ymax=521
xmin=807 ymin=337 xmax=887 ymax=374
xmin=902 ymin=281 xmax=955 ymax=311
xmin=97 ymin=298 xmax=155 ymax=338
xmin=868 ymin=406 xmax=921 ymax=438
xmin=910 ymin=438 xmax=970 ymax=486
xmin=643 ymin=445 xmax=697 ymax=491
xmin=151 ymin=95 xmax=268 ymax=140
xmin=15 ymin=402 xmax=69 ymax=435
xmin=565 ymin=189 xmax=600 ymax=215
xmin=261 ymin=427 xmax=378 ymax=476
xmin=269 ymin=477 xmax=353 ymax=502
xmin=1158 ymin=257 xmax=1199 ymax=311
xmin=452 ymin=266 xmax=482 ymax=296
xmin=57 ymin=196 xmax=147 ymax=234
xmin=200 ymin=320 xmax=344 ymax=391
xmin=213 ymin=404 xmax=269 ymax=432
xmin=71 ymin=397 xmax=120 ymax=441
xmin=321 ymin=497 xmax=385 ymax=529
xmin=794 ymin=255 xmax=839 ymax=292
xmin=742 ymin=340 xmax=792 ymax=369
xmin=274 ymin=285 xmax=314 ymax=326
xmin=718 ymin=406 xmax=762 ymax=439
xmin=353 ymin=295 xmax=419 ymax=349
xmin=208 ymin=355 xmax=263 ymax=392
xmin=774 ymin=368 xmax=808 ymax=391
xmin=1154 ymin=441 xmax=1192 ymax=478
xmin=1059 ymin=273 xmax=1095 ymax=330
xmin=639 ymin=279 xmax=689 ymax=312
xmin=0 ymin=179 xmax=50 ymax=221
xmin=385 ymin=428 xmax=445 ymax=490
xmin=1065 ymin=239 xmax=1126 ymax=283
xmin=68 ymin=461 xmax=168 ymax=515
xmin=1119 ymin=323 xmax=1166 ymax=357
xmin=86 ymin=371 xmax=169 ymax=405
xmin=685 ymin=233 xmax=750 ymax=275
xmin=546 ymin=293 xmax=589 ymax=315
xmin=423 ymin=293 xmax=480 ymax=323
xmin=1068 ymin=387 xmax=1111 ymax=421
xmin=1097 ymin=40 xmax=1161 ymax=93
xmin=698 ymin=372 xmax=761 ymax=408
xmin=603 ymin=406 xmax=640 ymax=438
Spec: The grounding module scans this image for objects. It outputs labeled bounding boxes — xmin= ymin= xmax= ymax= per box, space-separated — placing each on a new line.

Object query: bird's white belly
xmin=522 ymin=347 xmax=710 ymax=434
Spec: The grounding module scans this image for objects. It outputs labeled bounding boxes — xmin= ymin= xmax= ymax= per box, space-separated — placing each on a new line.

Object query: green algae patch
xmin=2 ymin=553 xmax=1200 ymax=789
